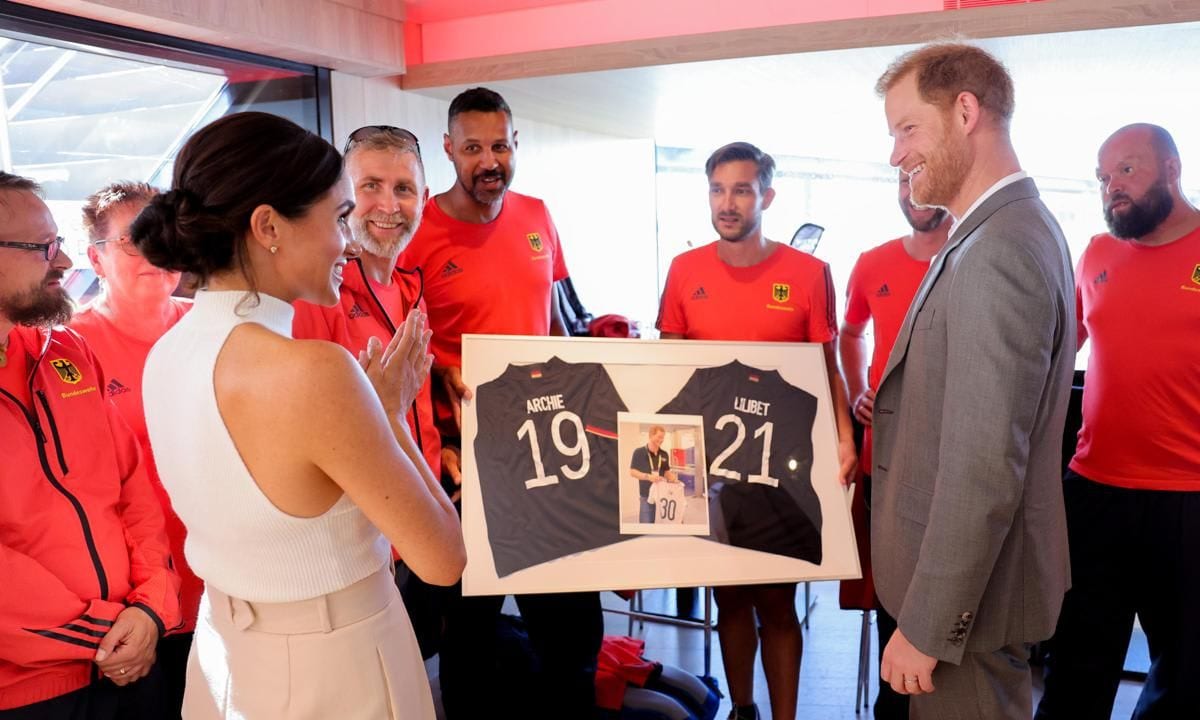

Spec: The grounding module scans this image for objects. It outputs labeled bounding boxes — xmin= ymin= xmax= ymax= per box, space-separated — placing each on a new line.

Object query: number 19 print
xmin=474 ymin=357 xmax=629 ymax=576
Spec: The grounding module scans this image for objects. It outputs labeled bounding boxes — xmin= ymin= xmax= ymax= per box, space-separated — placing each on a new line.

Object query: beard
xmin=350 ymin=213 xmax=416 ymax=258
xmin=464 ymin=167 xmax=509 ymax=205
xmin=0 ymin=272 xmax=72 ymax=327
xmin=901 ymin=198 xmax=949 ymax=233
xmin=910 ymin=128 xmax=971 ymax=210
xmin=712 ymin=212 xmax=761 ymax=243
xmin=1105 ymin=179 xmax=1174 ymax=240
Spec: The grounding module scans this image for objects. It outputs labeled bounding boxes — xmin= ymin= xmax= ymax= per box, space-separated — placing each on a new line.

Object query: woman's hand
xmin=359 ymin=308 xmax=433 ymax=421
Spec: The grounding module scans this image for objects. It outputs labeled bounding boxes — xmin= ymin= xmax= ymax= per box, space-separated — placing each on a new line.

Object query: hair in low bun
xmin=130 ymin=111 xmax=344 ymax=287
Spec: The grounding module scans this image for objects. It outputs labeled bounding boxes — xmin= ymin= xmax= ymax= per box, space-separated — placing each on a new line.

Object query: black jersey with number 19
xmin=474 ymin=356 xmax=629 ymax=576
xmin=660 ymin=360 xmax=823 ymax=564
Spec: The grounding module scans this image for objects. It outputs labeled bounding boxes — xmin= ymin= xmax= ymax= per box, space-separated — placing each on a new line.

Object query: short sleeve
xmin=544 ymin=205 xmax=569 ymax=283
xmin=584 ymin=365 xmax=627 ymax=436
xmin=844 ymin=254 xmax=872 ymax=326
xmin=655 ymin=257 xmax=688 ymax=335
xmin=805 ymin=263 xmax=837 ymax=344
xmin=658 ymin=368 xmax=704 ymax=415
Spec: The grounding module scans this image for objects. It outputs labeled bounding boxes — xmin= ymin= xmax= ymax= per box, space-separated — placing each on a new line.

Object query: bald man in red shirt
xmin=1036 ymin=124 xmax=1200 ymax=720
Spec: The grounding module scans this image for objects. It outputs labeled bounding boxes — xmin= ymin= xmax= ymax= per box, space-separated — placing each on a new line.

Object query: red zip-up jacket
xmin=293 ymin=258 xmax=442 ymax=479
xmin=0 ymin=325 xmax=180 ymax=710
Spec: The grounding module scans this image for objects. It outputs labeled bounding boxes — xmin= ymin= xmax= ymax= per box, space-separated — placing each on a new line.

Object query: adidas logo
xmin=691 ymin=286 xmax=709 ymax=300
xmin=441 ymin=260 xmax=464 ymax=278
xmin=1094 ymin=270 xmax=1108 ymax=284
xmin=106 ymin=378 xmax=130 ymax=397
xmin=876 ymin=283 xmax=891 ymax=297
xmin=348 ymin=303 xmax=370 ymax=319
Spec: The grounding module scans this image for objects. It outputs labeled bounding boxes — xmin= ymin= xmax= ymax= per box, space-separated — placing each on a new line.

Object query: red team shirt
xmin=69 ymin=298 xmax=201 ymax=633
xmin=1070 ymin=228 xmax=1200 ymax=491
xmin=657 ymin=242 xmax=837 ymax=343
xmin=400 ymin=192 xmax=569 ymax=370
xmin=843 ymin=237 xmax=931 ymax=469
xmin=292 ymin=260 xmax=442 ymax=479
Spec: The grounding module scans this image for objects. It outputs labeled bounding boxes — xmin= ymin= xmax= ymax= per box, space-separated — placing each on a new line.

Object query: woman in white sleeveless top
xmin=135 ymin=112 xmax=465 ymax=719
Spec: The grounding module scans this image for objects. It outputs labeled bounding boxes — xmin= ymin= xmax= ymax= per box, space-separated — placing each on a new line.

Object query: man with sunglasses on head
xmin=291 ymin=125 xmax=447 ymax=659
xmin=0 ymin=172 xmax=180 ymax=719
xmin=69 ymin=182 xmax=195 ymax=719
xmin=400 ymin=87 xmax=593 ymax=718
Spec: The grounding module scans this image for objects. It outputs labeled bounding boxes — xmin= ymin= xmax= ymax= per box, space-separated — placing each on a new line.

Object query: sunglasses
xmin=0 ymin=236 xmax=65 ymax=261
xmin=343 ymin=125 xmax=421 ymax=157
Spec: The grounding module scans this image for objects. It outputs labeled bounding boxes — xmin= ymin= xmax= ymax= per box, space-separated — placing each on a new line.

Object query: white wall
xmin=331 ymin=73 xmax=660 ymax=328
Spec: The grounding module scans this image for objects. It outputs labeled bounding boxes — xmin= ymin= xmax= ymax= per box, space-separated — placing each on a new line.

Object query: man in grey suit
xmin=870 ymin=43 xmax=1075 ymax=718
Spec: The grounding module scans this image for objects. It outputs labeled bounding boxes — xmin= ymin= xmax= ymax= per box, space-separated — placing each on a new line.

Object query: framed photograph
xmin=461 ymin=335 xmax=859 ymax=595
xmin=617 ymin=412 xmax=709 ymax=536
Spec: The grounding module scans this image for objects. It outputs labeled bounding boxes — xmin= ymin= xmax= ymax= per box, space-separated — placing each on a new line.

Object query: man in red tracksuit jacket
xmin=0 ymin=173 xmax=180 ymax=719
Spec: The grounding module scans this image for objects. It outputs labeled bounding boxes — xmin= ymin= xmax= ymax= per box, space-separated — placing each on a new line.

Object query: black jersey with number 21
xmin=660 ymin=360 xmax=823 ymax=564
xmin=474 ymin=356 xmax=628 ymax=576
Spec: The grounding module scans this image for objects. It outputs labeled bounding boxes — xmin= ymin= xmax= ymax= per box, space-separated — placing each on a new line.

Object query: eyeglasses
xmin=93 ymin=235 xmax=140 ymax=257
xmin=0 ymin=236 xmax=65 ymax=261
xmin=343 ymin=125 xmax=421 ymax=157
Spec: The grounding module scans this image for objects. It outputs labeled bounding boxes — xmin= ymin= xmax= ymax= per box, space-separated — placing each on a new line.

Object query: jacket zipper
xmin=1 ymin=352 xmax=111 ymax=601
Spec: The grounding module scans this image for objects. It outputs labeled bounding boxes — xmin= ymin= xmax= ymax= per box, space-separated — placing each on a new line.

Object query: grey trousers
xmin=910 ymin=643 xmax=1033 ymax=720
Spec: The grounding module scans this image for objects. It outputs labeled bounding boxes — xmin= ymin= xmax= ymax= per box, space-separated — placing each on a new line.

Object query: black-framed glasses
xmin=343 ymin=125 xmax=421 ymax=157
xmin=0 ymin=236 xmax=64 ymax=261
xmin=93 ymin=235 xmax=140 ymax=257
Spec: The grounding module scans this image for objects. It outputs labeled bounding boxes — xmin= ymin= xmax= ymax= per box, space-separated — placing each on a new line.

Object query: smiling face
xmin=88 ymin=202 xmax=180 ymax=307
xmin=885 ymin=72 xmax=971 ymax=210
xmin=444 ymin=110 xmax=516 ymax=207
xmin=346 ymin=147 xmax=426 ymax=259
xmin=273 ymin=172 xmax=358 ymax=306
xmin=0 ymin=188 xmax=73 ymax=327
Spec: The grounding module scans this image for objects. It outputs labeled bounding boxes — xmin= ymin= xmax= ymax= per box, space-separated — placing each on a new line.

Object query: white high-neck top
xmin=144 ymin=290 xmax=389 ymax=602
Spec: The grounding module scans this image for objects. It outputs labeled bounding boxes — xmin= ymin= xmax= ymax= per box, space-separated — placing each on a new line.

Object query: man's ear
xmin=86 ymin=244 xmax=105 ymax=276
xmin=956 ymin=91 xmax=982 ymax=135
xmin=761 ymin=187 xmax=777 ymax=211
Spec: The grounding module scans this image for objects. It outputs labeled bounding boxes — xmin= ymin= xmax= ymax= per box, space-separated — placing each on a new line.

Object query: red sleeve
xmin=545 ymin=206 xmax=569 ymax=283
xmin=655 ymin=257 xmax=687 ymax=335
xmin=1074 ymin=244 xmax=1089 ymax=348
xmin=806 ymin=262 xmax=837 ymax=344
xmin=844 ymin=254 xmax=871 ymax=325
xmin=93 ymin=344 xmax=180 ymax=637
xmin=0 ymin=542 xmax=127 ymax=664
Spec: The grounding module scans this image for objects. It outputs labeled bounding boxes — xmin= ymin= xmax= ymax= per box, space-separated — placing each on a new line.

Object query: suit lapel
xmin=878 ymin=177 xmax=1040 ymax=387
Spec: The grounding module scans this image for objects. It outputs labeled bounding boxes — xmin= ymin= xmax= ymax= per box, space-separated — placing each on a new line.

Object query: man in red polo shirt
xmin=0 ymin=172 xmax=179 ymax=719
xmin=70 ymin=182 xmax=195 ymax=719
xmin=837 ymin=172 xmax=949 ymax=720
xmin=1036 ymin=124 xmax=1200 ymax=719
xmin=400 ymin=87 xmax=593 ymax=719
xmin=657 ymin=141 xmax=856 ymax=720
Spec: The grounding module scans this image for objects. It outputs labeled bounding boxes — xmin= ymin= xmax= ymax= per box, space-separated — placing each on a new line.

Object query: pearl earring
xmin=269 ymin=245 xmax=278 ymax=255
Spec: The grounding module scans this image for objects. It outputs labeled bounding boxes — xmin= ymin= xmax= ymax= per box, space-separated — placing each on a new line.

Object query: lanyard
xmin=646 ymin=447 xmax=663 ymax=474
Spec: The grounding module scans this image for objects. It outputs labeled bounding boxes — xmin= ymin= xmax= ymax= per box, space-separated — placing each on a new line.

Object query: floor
xmin=428 ymin=581 xmax=1144 ymax=719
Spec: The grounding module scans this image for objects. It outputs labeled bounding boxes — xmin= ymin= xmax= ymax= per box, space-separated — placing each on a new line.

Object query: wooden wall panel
xmin=13 ymin=0 xmax=407 ymax=76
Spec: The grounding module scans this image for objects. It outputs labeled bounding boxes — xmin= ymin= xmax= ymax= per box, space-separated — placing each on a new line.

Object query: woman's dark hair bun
xmin=132 ymin=188 xmax=235 ymax=277
xmin=129 ymin=111 xmax=343 ymax=285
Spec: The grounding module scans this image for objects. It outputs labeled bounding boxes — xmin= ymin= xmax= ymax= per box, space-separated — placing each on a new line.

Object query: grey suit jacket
xmin=870 ymin=177 xmax=1075 ymax=664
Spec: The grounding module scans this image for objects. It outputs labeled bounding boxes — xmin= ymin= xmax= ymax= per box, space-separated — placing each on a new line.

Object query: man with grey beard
xmin=0 ymin=173 xmax=180 ymax=717
xmin=291 ymin=126 xmax=446 ymax=659
xmin=1035 ymin=123 xmax=1200 ymax=720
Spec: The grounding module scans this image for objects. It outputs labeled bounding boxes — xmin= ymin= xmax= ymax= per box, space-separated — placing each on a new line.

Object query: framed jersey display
xmin=461 ymin=335 xmax=859 ymax=595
